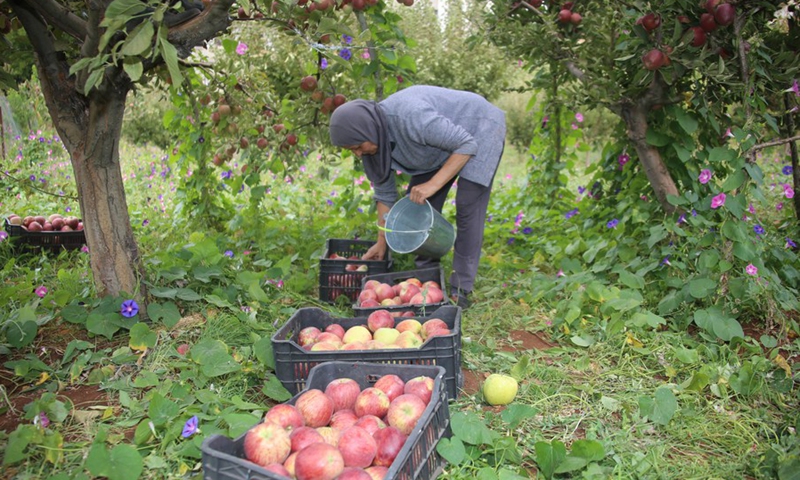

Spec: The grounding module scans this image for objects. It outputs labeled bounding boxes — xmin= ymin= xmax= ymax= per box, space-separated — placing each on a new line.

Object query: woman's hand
xmin=362 ymin=241 xmax=388 ymax=260
xmin=409 ymin=182 xmax=438 ymax=204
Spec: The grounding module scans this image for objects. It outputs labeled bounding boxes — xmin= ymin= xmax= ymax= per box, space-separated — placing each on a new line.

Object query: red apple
xmin=365 ymin=466 xmax=389 ymax=480
xmin=325 ymin=323 xmax=346 ymax=339
xmin=642 ymin=49 xmax=666 ymax=70
xmin=330 ymin=409 xmax=359 ymax=431
xmin=715 ymin=3 xmax=735 ymax=26
xmin=421 ymin=280 xmax=440 ymax=290
xmin=338 ymin=426 xmax=378 ymax=468
xmin=690 ymin=26 xmax=707 ymax=47
xmin=264 ymin=462 xmax=292 ymax=477
xmin=295 ymin=389 xmax=334 ymax=428
xmin=317 ymin=332 xmax=344 ymax=347
xmin=353 ymin=415 xmax=386 ymax=437
xmin=354 ymin=388 xmax=390 ymax=418
xmin=294 ymin=442 xmax=345 ymax=480
xmin=290 ymin=426 xmax=326 ymax=453
xmin=640 ymin=13 xmax=661 ymax=32
xmin=570 ymin=12 xmax=581 ymax=24
xmin=341 ymin=341 xmax=368 ymax=351
xmin=426 ymin=327 xmax=451 ymax=339
xmin=324 ymin=378 xmax=362 ymax=412
xmin=311 ymin=341 xmax=340 ymax=352
xmin=264 ymin=403 xmax=305 ymax=431
xmin=283 ymin=451 xmax=298 ymax=477
xmin=404 ymin=376 xmax=435 ymax=405
xmin=386 ymin=394 xmax=427 ymax=435
xmin=421 ymin=319 xmax=448 ymax=339
xmin=394 ymin=331 xmax=423 ymax=349
xmin=243 ymin=420 xmax=292 ymax=467
xmin=396 ymin=319 xmax=422 ymax=334
xmin=374 ymin=374 xmax=405 ymax=402
xmin=373 ymin=283 xmax=395 ymax=302
xmin=398 ymin=284 xmax=421 ymax=304
xmin=372 ymin=426 xmax=407 ymax=467
xmin=363 ymin=280 xmax=381 ymax=291
xmin=316 ymin=426 xmax=340 ymax=447
xmin=337 ymin=467 xmax=373 ymax=480
xmin=300 ymin=75 xmax=318 ymax=92
xmin=367 ymin=310 xmax=395 ymax=332
xmin=557 ymin=8 xmax=572 ymax=23
xmin=358 ymin=289 xmax=379 ymax=305
xmin=360 ymin=299 xmax=381 ymax=308
xmin=298 ymin=326 xmax=322 ymax=347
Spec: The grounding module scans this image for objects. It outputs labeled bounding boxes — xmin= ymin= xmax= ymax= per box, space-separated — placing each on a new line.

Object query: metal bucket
xmin=383 ymin=198 xmax=455 ymax=259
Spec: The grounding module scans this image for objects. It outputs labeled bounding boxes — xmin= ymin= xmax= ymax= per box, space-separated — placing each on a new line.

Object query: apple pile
xmin=6 ymin=213 xmax=83 ymax=233
xmin=356 ymin=277 xmax=444 ymax=310
xmin=297 ymin=309 xmax=451 ymax=352
xmin=243 ymin=373 xmax=437 ymax=480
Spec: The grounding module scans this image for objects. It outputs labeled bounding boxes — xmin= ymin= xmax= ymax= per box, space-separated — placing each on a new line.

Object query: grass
xmin=0 ymin=131 xmax=797 ymax=479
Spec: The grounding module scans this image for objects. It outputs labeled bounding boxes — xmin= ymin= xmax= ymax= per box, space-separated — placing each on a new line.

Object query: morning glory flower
xmin=35 ymin=286 xmax=48 ymax=298
xmin=618 ymin=153 xmax=630 ymax=168
xmin=121 ymin=299 xmax=139 ymax=318
xmin=29 ymin=175 xmax=36 ymax=182
xmin=0 ymin=231 xmax=7 ymax=241
xmin=182 ymin=416 xmax=199 ymax=438
xmin=522 ymin=227 xmax=533 ymax=235
xmin=339 ymin=48 xmax=352 ymax=61
xmin=564 ymin=208 xmax=579 ymax=219
xmin=342 ymin=34 xmax=353 ymax=44
xmin=710 ymin=193 xmax=726 ymax=209
xmin=38 ymin=412 xmax=50 ymax=428
xmin=698 ymin=169 xmax=712 ymax=184
xmin=662 ymin=255 xmax=671 ymax=266
xmin=786 ymin=238 xmax=797 ymax=248
xmin=578 ymin=186 xmax=586 ymax=194
xmin=235 ymin=42 xmax=248 ymax=55
xmin=607 ymin=219 xmax=619 ymax=229
xmin=80 ymin=245 xmax=89 ymax=253
xmin=507 ymin=237 xmax=515 ymax=245
xmin=677 ymin=213 xmax=686 ymax=224
xmin=782 ymin=165 xmax=793 ymax=175
xmin=791 ymin=79 xmax=800 ymax=96
xmin=320 ymin=58 xmax=328 ymax=69
xmin=541 ymin=116 xmax=549 ymax=128
xmin=556 ymin=269 xmax=565 ymax=277
xmin=753 ymin=225 xmax=765 ymax=235
xmin=224 ymin=250 xmax=234 ymax=258
xmin=784 ymin=185 xmax=795 ymax=199
xmin=575 ymin=112 xmax=584 ymax=123
xmin=221 ymin=170 xmax=232 ymax=180
xmin=745 ymin=264 xmax=758 ymax=276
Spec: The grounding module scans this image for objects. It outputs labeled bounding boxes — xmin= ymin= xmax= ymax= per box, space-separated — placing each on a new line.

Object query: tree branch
xmin=750 ymin=134 xmax=800 ymax=152
xmin=28 ymin=0 xmax=87 ymax=41
xmin=167 ymin=0 xmax=236 ymax=58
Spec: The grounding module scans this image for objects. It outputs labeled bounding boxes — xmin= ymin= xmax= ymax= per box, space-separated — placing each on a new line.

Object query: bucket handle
xmin=377 ymin=224 xmax=429 ymax=234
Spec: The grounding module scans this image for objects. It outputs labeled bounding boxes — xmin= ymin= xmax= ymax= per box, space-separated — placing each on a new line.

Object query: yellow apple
xmin=482 ymin=374 xmax=519 ymax=406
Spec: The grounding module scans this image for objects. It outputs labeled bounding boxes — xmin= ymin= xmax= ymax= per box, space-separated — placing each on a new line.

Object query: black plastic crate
xmin=271 ymin=305 xmax=463 ymax=401
xmin=4 ymin=218 xmax=86 ymax=251
xmin=353 ymin=267 xmax=449 ymax=317
xmin=319 ymin=238 xmax=393 ymax=304
xmin=201 ymin=361 xmax=451 ymax=480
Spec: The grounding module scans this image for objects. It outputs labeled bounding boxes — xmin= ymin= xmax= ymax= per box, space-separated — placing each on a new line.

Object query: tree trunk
xmin=620 ymin=103 xmax=679 ymax=214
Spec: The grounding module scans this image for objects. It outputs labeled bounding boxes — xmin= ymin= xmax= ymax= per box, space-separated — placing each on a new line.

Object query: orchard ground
xmin=0 ymin=130 xmax=798 ymax=479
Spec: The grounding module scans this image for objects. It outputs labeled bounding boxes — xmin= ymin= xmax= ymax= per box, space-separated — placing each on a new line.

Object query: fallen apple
xmin=483 ymin=373 xmax=519 ymax=406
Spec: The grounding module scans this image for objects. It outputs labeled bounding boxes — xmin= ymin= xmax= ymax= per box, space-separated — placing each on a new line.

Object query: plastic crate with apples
xmin=201 ymin=362 xmax=451 ymax=480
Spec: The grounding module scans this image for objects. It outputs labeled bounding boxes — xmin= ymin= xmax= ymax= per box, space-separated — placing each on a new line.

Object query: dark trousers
xmin=407 ymin=171 xmax=495 ymax=294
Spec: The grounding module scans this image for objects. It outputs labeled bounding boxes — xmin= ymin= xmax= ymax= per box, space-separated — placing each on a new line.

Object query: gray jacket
xmin=372 ymin=86 xmax=506 ymax=205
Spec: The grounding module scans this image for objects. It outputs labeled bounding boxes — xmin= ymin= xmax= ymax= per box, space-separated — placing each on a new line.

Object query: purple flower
xmin=80 ymin=245 xmax=89 ymax=253
xmin=782 ymin=165 xmax=793 ymax=175
xmin=662 ymin=255 xmax=671 ymax=266
xmin=224 ymin=250 xmax=234 ymax=258
xmin=29 ymin=175 xmax=36 ymax=182
xmin=692 ymin=209 xmax=697 ymax=217
xmin=507 ymin=237 xmax=515 ymax=245
xmin=342 ymin=34 xmax=353 ymax=44
xmin=142 ymin=219 xmax=149 ymax=226
xmin=182 ymin=416 xmax=199 ymax=438
xmin=578 ymin=186 xmax=586 ymax=194
xmin=522 ymin=227 xmax=533 ymax=235
xmin=320 ymin=58 xmax=328 ymax=69
xmin=784 ymin=185 xmax=795 ymax=199
xmin=753 ymin=225 xmax=765 ymax=235
xmin=791 ymin=79 xmax=800 ymax=96
xmin=745 ymin=264 xmax=758 ymax=276
xmin=235 ymin=42 xmax=248 ymax=55
xmin=575 ymin=113 xmax=584 ymax=123
xmin=786 ymin=238 xmax=797 ymax=249
xmin=677 ymin=213 xmax=686 ymax=224
xmin=35 ymin=412 xmax=50 ymax=428
xmin=221 ymin=170 xmax=232 ymax=180
xmin=541 ymin=115 xmax=549 ymax=129
xmin=618 ymin=153 xmax=630 ymax=168
xmin=711 ymin=193 xmax=726 ymax=209
xmin=556 ymin=269 xmax=565 ymax=277
xmin=564 ymin=208 xmax=579 ymax=219
xmin=607 ymin=219 xmax=619 ymax=229
xmin=35 ymin=286 xmax=48 ymax=298
xmin=121 ymin=299 xmax=139 ymax=318
xmin=777 ymin=202 xmax=784 ymax=211
xmin=339 ymin=48 xmax=352 ymax=61
xmin=748 ymin=203 xmax=756 ymax=214
xmin=327 ymin=199 xmax=333 ymax=206
xmin=0 ymin=231 xmax=7 ymax=241
xmin=698 ymin=169 xmax=712 ymax=184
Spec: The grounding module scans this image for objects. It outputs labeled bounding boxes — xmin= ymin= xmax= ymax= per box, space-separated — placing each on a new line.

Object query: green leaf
xmin=618 ymin=270 xmax=645 ymax=289
xmin=630 ymin=311 xmax=666 ymax=328
xmin=121 ymin=20 xmax=154 ymax=56
xmin=192 ymin=339 xmax=241 ymax=377
xmin=673 ymin=347 xmax=699 ymax=364
xmin=253 ymin=337 xmax=275 ymax=370
xmin=61 ymin=304 xmax=89 ymax=324
xmin=553 ymin=455 xmax=589 ymax=474
xmin=175 ymin=288 xmax=201 ymax=301
xmin=675 ymin=107 xmax=698 ymax=134
xmin=687 ymin=278 xmax=717 ymax=299
xmin=222 ymin=413 xmax=260 ymax=438
xmin=149 ymin=287 xmax=177 ymax=299
xmin=649 ymin=387 xmax=678 ymax=425
xmin=129 ymin=323 xmax=157 ymax=351
xmin=570 ymin=335 xmax=596 ymax=347
xmin=437 ymin=436 xmax=467 ymax=465
xmin=708 ymin=146 xmax=735 ymax=163
xmin=721 ymin=169 xmax=746 ymax=192
xmin=6 ymin=321 xmax=37 ymax=348
xmin=3 ymin=425 xmax=40 ymax=465
xmin=159 ymin=37 xmax=183 ymax=86
xmin=732 ymin=241 xmax=756 ymax=262
xmin=262 ymin=376 xmax=292 ymax=402
xmin=570 ymin=439 xmax=605 ymax=462
xmin=712 ymin=315 xmax=744 ymax=342
xmin=450 ymin=411 xmax=498 ymax=445
xmin=123 ymin=61 xmax=143 ymax=82
xmin=108 ymin=444 xmax=143 ymax=480
xmin=134 ymin=420 xmax=154 ymax=445
xmin=86 ymin=313 xmax=121 ymax=339
xmin=777 ymin=458 xmax=800 ymax=480
xmin=62 ymin=340 xmax=93 ymax=365
xmin=645 ymin=130 xmax=671 ymax=147
xmin=248 ymin=282 xmax=270 ymax=303
xmin=534 ymin=440 xmax=566 ymax=480
xmin=147 ymin=301 xmax=181 ymax=328
xmin=104 ymin=0 xmax=148 ymax=19
xmin=760 ymin=335 xmax=778 ymax=349
xmin=84 ymin=68 xmax=104 ymax=95
xmin=148 ymin=392 xmax=180 ymax=427
xmin=682 ymin=371 xmax=710 ymax=392
xmin=500 ymin=404 xmax=537 ymax=429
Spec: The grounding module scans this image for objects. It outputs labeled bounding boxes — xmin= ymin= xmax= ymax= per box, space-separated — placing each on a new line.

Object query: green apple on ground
xmin=482 ymin=373 xmax=519 ymax=406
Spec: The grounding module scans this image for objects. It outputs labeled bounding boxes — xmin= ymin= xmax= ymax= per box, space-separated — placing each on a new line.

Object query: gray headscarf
xmin=329 ymin=100 xmax=392 ymax=186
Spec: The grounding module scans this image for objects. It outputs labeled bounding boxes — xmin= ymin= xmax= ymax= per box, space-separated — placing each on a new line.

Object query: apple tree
xmin=481 ymin=0 xmax=800 ymax=215
xmin=0 ymin=0 xmax=419 ymax=306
